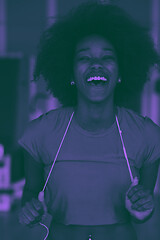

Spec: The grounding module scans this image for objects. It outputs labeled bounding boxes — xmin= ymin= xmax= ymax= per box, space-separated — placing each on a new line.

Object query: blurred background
xmin=0 ymin=0 xmax=160 ymax=239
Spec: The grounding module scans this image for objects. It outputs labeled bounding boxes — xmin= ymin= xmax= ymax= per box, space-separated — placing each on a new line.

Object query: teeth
xmin=87 ymin=76 xmax=107 ymax=82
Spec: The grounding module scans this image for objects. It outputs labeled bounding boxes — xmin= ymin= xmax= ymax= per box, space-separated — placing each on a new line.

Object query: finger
xmin=19 ymin=213 xmax=31 ymax=225
xmin=133 ymin=177 xmax=139 ymax=185
xmin=22 ymin=206 xmax=35 ymax=222
xmin=127 ymin=185 xmax=143 ymax=198
xmin=32 ymin=198 xmax=43 ymax=212
xmin=26 ymin=202 xmax=39 ymax=218
xmin=131 ymin=197 xmax=153 ymax=210
xmin=128 ymin=177 xmax=139 ymax=189
xmin=28 ymin=215 xmax=43 ymax=226
xmin=136 ymin=201 xmax=154 ymax=211
xmin=134 ymin=196 xmax=153 ymax=208
xmin=129 ymin=190 xmax=150 ymax=203
xmin=33 ymin=197 xmax=46 ymax=214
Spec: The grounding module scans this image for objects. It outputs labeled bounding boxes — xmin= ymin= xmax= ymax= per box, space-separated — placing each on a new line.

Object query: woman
xmin=18 ymin=1 xmax=160 ymax=240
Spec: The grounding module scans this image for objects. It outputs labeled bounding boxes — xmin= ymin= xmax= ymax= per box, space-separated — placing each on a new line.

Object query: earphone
xmin=37 ymin=112 xmax=137 ymax=240
xmin=38 ymin=112 xmax=75 ymax=240
xmin=115 ymin=116 xmax=134 ymax=183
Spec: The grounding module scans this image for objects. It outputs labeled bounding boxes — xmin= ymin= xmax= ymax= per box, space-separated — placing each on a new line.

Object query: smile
xmin=87 ymin=76 xmax=108 ymax=82
xmin=86 ymin=76 xmax=108 ymax=85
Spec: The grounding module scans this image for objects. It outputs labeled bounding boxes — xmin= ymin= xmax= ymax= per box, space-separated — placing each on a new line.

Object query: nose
xmin=90 ymin=58 xmax=103 ymax=70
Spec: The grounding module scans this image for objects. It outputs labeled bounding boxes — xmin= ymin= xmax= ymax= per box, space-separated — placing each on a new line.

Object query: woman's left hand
xmin=125 ymin=178 xmax=154 ymax=221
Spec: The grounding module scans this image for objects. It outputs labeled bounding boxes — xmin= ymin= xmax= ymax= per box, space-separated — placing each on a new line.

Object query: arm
xmin=19 ymin=148 xmax=45 ymax=226
xmin=21 ymin=148 xmax=45 ymax=206
xmin=139 ymin=159 xmax=160 ymax=194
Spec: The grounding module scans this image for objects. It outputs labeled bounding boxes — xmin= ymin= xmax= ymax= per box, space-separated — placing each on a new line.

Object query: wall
xmin=7 ymin=0 xmax=46 ymax=55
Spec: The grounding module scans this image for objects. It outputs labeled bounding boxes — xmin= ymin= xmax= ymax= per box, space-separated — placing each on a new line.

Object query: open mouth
xmin=86 ymin=76 xmax=108 ymax=86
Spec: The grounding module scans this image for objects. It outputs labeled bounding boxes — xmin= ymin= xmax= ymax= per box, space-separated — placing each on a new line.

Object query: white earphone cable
xmin=42 ymin=112 xmax=74 ymax=193
xmin=115 ymin=115 xmax=134 ymax=183
xmin=38 ymin=112 xmax=75 ymax=240
xmin=39 ymin=222 xmax=49 ymax=240
xmin=38 ymin=112 xmax=134 ymax=240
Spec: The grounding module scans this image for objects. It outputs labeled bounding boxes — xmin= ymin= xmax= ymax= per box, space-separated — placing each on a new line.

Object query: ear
xmin=70 ymin=75 xmax=76 ymax=85
xmin=70 ymin=81 xmax=75 ymax=85
xmin=117 ymin=75 xmax=121 ymax=83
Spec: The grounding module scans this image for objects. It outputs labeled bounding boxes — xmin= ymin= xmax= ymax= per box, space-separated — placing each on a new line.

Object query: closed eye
xmin=102 ymin=55 xmax=116 ymax=61
xmin=77 ymin=56 xmax=90 ymax=61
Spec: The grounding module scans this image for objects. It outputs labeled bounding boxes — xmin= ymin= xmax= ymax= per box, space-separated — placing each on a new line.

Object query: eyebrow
xmin=76 ymin=47 xmax=114 ymax=54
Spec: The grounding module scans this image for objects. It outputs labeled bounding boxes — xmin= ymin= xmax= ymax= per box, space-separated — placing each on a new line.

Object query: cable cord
xmin=115 ymin=116 xmax=134 ymax=183
xmin=42 ymin=112 xmax=74 ymax=193
xmin=38 ymin=112 xmax=75 ymax=240
xmin=37 ymin=112 xmax=136 ymax=240
xmin=39 ymin=222 xmax=49 ymax=240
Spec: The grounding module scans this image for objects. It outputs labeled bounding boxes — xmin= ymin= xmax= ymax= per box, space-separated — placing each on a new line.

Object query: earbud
xmin=118 ymin=78 xmax=121 ymax=83
xmin=70 ymin=81 xmax=75 ymax=85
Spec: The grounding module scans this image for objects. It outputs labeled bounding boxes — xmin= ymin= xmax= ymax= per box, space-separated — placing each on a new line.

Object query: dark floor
xmin=0 ymin=196 xmax=160 ymax=240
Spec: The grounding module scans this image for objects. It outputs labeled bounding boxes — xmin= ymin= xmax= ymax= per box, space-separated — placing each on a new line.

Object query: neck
xmin=74 ymin=98 xmax=116 ymax=133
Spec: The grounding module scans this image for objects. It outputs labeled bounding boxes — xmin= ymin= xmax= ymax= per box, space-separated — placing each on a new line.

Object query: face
xmin=73 ymin=35 xmax=119 ymax=104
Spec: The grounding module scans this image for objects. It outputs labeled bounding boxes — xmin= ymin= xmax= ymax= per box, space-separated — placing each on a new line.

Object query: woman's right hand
xmin=18 ymin=198 xmax=45 ymax=227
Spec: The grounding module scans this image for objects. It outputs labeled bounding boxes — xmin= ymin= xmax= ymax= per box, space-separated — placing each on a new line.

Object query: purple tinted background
xmin=0 ymin=0 xmax=160 ymax=239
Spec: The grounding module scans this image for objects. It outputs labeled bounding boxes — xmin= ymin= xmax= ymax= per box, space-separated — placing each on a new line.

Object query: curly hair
xmin=33 ymin=0 xmax=159 ymax=107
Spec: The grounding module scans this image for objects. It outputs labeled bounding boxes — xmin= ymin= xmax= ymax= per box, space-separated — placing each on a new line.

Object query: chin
xmin=87 ymin=96 xmax=109 ymax=104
